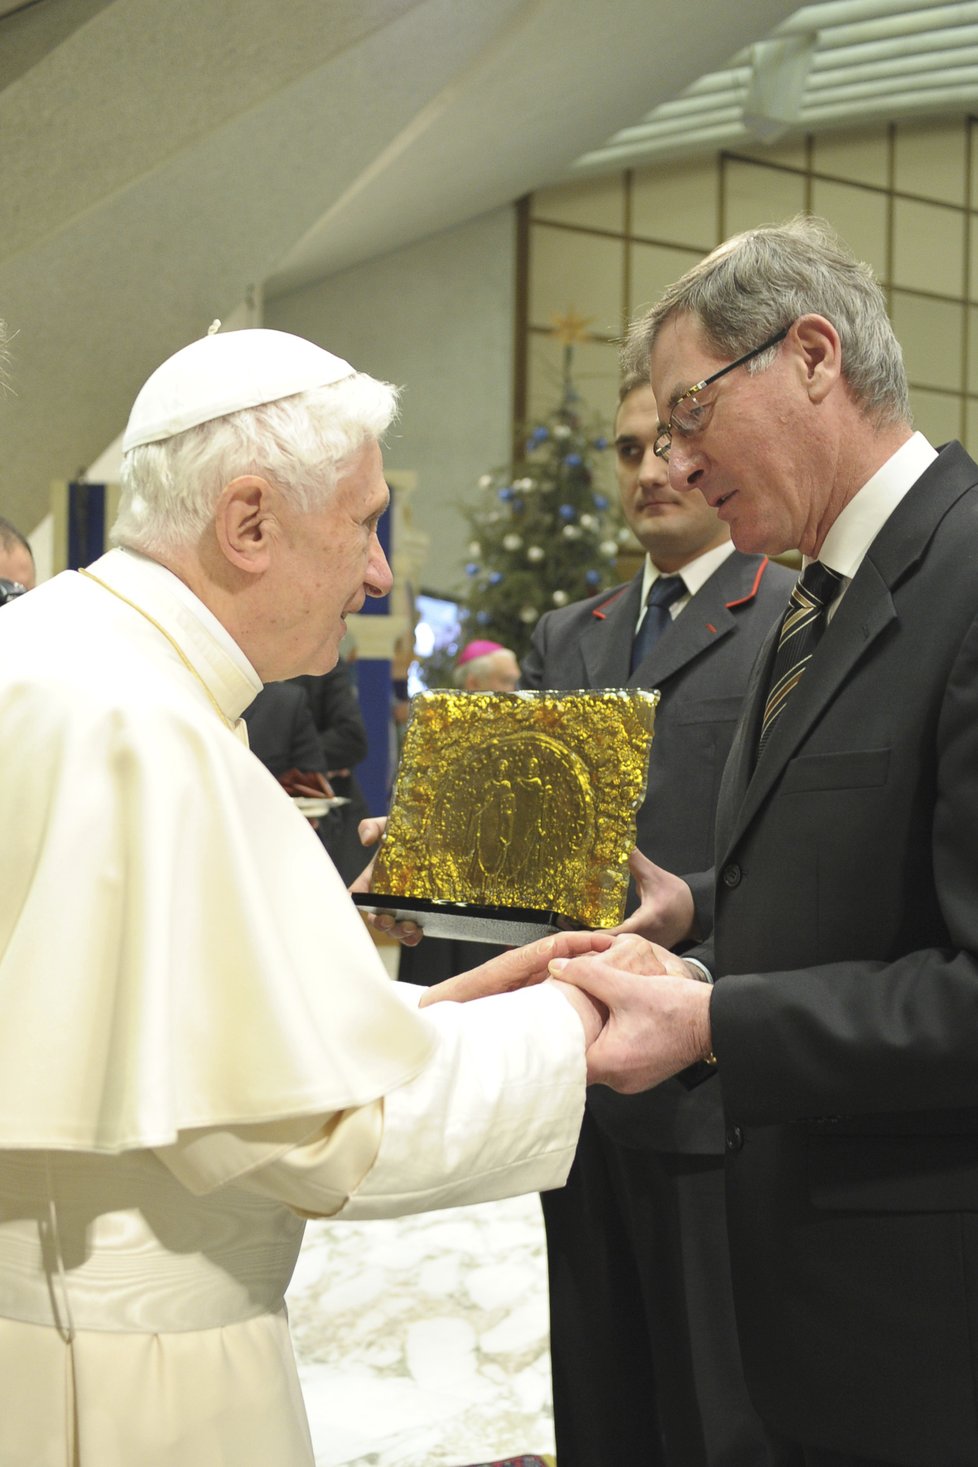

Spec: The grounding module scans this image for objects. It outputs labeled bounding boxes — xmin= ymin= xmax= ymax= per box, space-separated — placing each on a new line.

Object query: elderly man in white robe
xmin=0 ymin=327 xmax=615 ymax=1467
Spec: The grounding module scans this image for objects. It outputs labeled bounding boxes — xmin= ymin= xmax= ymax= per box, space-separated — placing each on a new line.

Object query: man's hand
xmin=348 ymin=815 xmax=422 ymax=947
xmin=278 ymin=768 xmax=336 ymax=830
xmin=278 ymin=768 xmax=336 ymax=800
xmin=418 ymin=928 xmax=616 ymax=1007
xmin=612 ymin=850 xmax=695 ymax=949
xmin=549 ymin=934 xmax=714 ymax=1093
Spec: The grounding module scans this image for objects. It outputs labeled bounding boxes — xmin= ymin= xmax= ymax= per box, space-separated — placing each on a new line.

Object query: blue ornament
xmin=498 ymin=486 xmax=514 ymax=501
xmin=558 ymin=504 xmax=576 ymax=522
xmin=527 ymin=426 xmax=549 ymax=448
xmin=564 ymin=452 xmax=583 ymax=467
xmin=476 ymin=610 xmax=491 ymax=626
xmin=465 ymin=562 xmax=480 ymax=577
xmin=586 ymin=569 xmax=602 ymax=587
xmin=593 ymin=435 xmax=608 ymax=450
xmin=488 ymin=571 xmax=504 ymax=586
xmin=593 ymin=493 xmax=609 ymax=510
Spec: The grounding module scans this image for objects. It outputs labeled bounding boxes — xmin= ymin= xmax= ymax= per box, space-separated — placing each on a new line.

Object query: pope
xmin=0 ymin=327 xmax=614 ymax=1466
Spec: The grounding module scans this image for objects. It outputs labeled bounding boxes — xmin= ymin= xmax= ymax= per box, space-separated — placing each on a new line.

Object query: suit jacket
xmin=241 ymin=682 xmax=327 ymax=779
xmin=290 ymin=664 xmax=370 ymax=883
xmin=290 ymin=665 xmax=368 ymax=772
xmin=699 ymin=442 xmax=978 ymax=1460
xmin=522 ymin=548 xmax=795 ymax=1153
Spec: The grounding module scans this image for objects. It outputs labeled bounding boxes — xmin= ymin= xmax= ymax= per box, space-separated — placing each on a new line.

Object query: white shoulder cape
xmin=0 ymin=550 xmax=435 ymax=1153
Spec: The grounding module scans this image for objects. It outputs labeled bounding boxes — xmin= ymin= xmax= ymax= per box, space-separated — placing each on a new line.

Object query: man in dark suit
xmin=539 ymin=215 xmax=978 ymax=1466
xmin=291 ymin=661 xmax=370 ymax=881
xmin=524 ymin=372 xmax=794 ymax=1466
xmin=242 ymin=681 xmax=336 ymax=835
xmin=243 ymin=681 xmax=328 ymax=783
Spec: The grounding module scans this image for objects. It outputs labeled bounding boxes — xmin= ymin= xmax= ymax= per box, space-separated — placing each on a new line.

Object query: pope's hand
xmin=549 ymin=934 xmax=714 ymax=1093
xmin=611 ymin=849 xmax=695 ymax=949
xmin=348 ymin=815 xmax=422 ymax=947
xmin=419 ymin=929 xmax=616 ymax=1048
xmin=418 ymin=928 xmax=616 ymax=1006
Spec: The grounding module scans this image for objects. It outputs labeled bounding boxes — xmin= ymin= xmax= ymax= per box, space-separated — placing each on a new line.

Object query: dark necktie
xmin=630 ymin=575 xmax=685 ymax=673
xmin=757 ymin=560 xmax=843 ymax=756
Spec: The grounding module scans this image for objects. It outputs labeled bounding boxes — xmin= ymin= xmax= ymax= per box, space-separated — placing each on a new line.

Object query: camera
xmin=0 ymin=578 xmax=27 ymax=606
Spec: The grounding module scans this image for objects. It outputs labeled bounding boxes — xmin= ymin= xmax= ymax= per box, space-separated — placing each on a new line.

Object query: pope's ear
xmin=213 ymin=476 xmax=277 ymax=574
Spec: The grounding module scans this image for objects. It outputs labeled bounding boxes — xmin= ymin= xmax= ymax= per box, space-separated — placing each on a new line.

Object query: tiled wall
xmin=521 ymin=117 xmax=978 ymax=455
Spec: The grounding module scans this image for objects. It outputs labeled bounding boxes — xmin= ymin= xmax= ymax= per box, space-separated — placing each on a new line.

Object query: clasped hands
xmin=420 ymin=931 xmax=713 ymax=1094
xmin=351 ymin=817 xmax=713 ymax=1092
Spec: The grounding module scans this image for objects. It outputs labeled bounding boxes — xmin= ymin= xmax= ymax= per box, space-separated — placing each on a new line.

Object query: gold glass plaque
xmin=356 ymin=688 xmax=658 ymax=941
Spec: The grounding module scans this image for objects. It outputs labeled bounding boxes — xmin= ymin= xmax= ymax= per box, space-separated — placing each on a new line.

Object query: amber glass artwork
xmin=371 ymin=688 xmax=658 ymax=929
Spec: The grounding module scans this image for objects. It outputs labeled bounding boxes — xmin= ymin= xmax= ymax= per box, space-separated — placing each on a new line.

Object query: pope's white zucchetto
xmin=122 ymin=327 xmax=356 ymax=452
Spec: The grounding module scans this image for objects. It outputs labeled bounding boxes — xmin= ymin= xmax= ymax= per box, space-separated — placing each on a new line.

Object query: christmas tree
xmin=456 ymin=312 xmax=623 ymax=663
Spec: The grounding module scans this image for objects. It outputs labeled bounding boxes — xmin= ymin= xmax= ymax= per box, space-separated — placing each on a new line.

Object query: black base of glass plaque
xmin=351 ymin=892 xmax=584 ymax=945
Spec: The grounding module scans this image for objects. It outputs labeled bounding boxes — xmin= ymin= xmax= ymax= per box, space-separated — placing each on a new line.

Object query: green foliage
xmin=456 ymin=358 xmax=621 ymax=661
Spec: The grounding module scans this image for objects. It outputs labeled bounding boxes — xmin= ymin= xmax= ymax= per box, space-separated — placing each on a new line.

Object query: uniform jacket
xmin=702 ymin=441 xmax=978 ymax=1461
xmin=523 ymin=549 xmax=795 ymax=1153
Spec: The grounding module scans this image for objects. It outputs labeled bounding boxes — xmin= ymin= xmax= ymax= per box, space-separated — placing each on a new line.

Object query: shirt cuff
xmin=683 ymin=956 xmax=715 ymax=985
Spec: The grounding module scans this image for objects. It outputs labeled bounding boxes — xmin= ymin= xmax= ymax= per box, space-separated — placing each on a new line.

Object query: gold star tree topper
xmin=550 ymin=308 xmax=594 ymax=345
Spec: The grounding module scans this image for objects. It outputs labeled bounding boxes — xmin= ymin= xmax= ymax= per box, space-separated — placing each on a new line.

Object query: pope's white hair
xmin=111 ymin=373 xmax=399 ymax=557
xmin=452 ymin=648 xmax=515 ymax=688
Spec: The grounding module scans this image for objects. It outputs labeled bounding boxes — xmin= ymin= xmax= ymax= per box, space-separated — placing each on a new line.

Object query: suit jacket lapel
xmin=719 ymin=443 xmax=978 ymax=859
xmin=581 ymin=574 xmax=642 ymax=688
xmin=726 ymin=562 xmax=896 ymax=846
xmin=582 ymin=553 xmax=780 ymax=692
xmin=626 ymin=551 xmax=773 ymax=687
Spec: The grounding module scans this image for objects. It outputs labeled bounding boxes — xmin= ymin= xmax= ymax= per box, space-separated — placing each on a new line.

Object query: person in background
xmin=525 ymin=372 xmax=793 ymax=1467
xmin=452 ymin=638 xmax=520 ymax=692
xmin=291 ymin=660 xmax=370 ymax=881
xmin=0 ymin=514 xmax=35 ymax=590
xmin=242 ymin=680 xmax=334 ymax=830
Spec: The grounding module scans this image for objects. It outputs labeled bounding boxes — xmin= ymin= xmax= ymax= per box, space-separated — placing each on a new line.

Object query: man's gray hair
xmin=112 ymin=372 xmax=399 ymax=557
xmin=623 ymin=215 xmax=911 ymax=429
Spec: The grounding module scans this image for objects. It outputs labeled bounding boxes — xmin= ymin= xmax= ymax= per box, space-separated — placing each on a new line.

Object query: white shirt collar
xmin=639 ymin=540 xmax=735 ymax=626
xmin=813 ymin=431 xmax=937 ymax=581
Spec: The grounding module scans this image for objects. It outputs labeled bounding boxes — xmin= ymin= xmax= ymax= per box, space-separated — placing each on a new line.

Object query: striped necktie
xmin=630 ymin=575 xmax=685 ymax=673
xmin=757 ymin=560 xmax=843 ymax=756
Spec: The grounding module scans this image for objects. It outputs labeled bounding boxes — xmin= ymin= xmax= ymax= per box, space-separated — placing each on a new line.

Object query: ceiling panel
xmin=571 ymin=1 xmax=978 ymax=173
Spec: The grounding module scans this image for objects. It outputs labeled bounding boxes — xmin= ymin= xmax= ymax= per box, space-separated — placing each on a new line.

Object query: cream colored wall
xmin=526 ymin=116 xmax=978 ymax=459
xmin=263 ymin=118 xmax=978 ymax=599
xmin=266 ymin=207 xmax=517 ymax=597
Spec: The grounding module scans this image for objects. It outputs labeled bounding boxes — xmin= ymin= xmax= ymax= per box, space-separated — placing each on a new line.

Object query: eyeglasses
xmin=653 ymin=327 xmax=789 ymax=462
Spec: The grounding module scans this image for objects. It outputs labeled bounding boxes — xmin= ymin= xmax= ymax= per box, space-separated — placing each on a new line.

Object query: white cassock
xmin=0 ymin=548 xmax=586 ymax=1467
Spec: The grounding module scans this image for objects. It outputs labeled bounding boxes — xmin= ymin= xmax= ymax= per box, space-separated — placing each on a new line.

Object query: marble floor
xmin=286 ymin=940 xmax=556 ymax=1466
xmin=287 ymin=1192 xmax=556 ymax=1467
